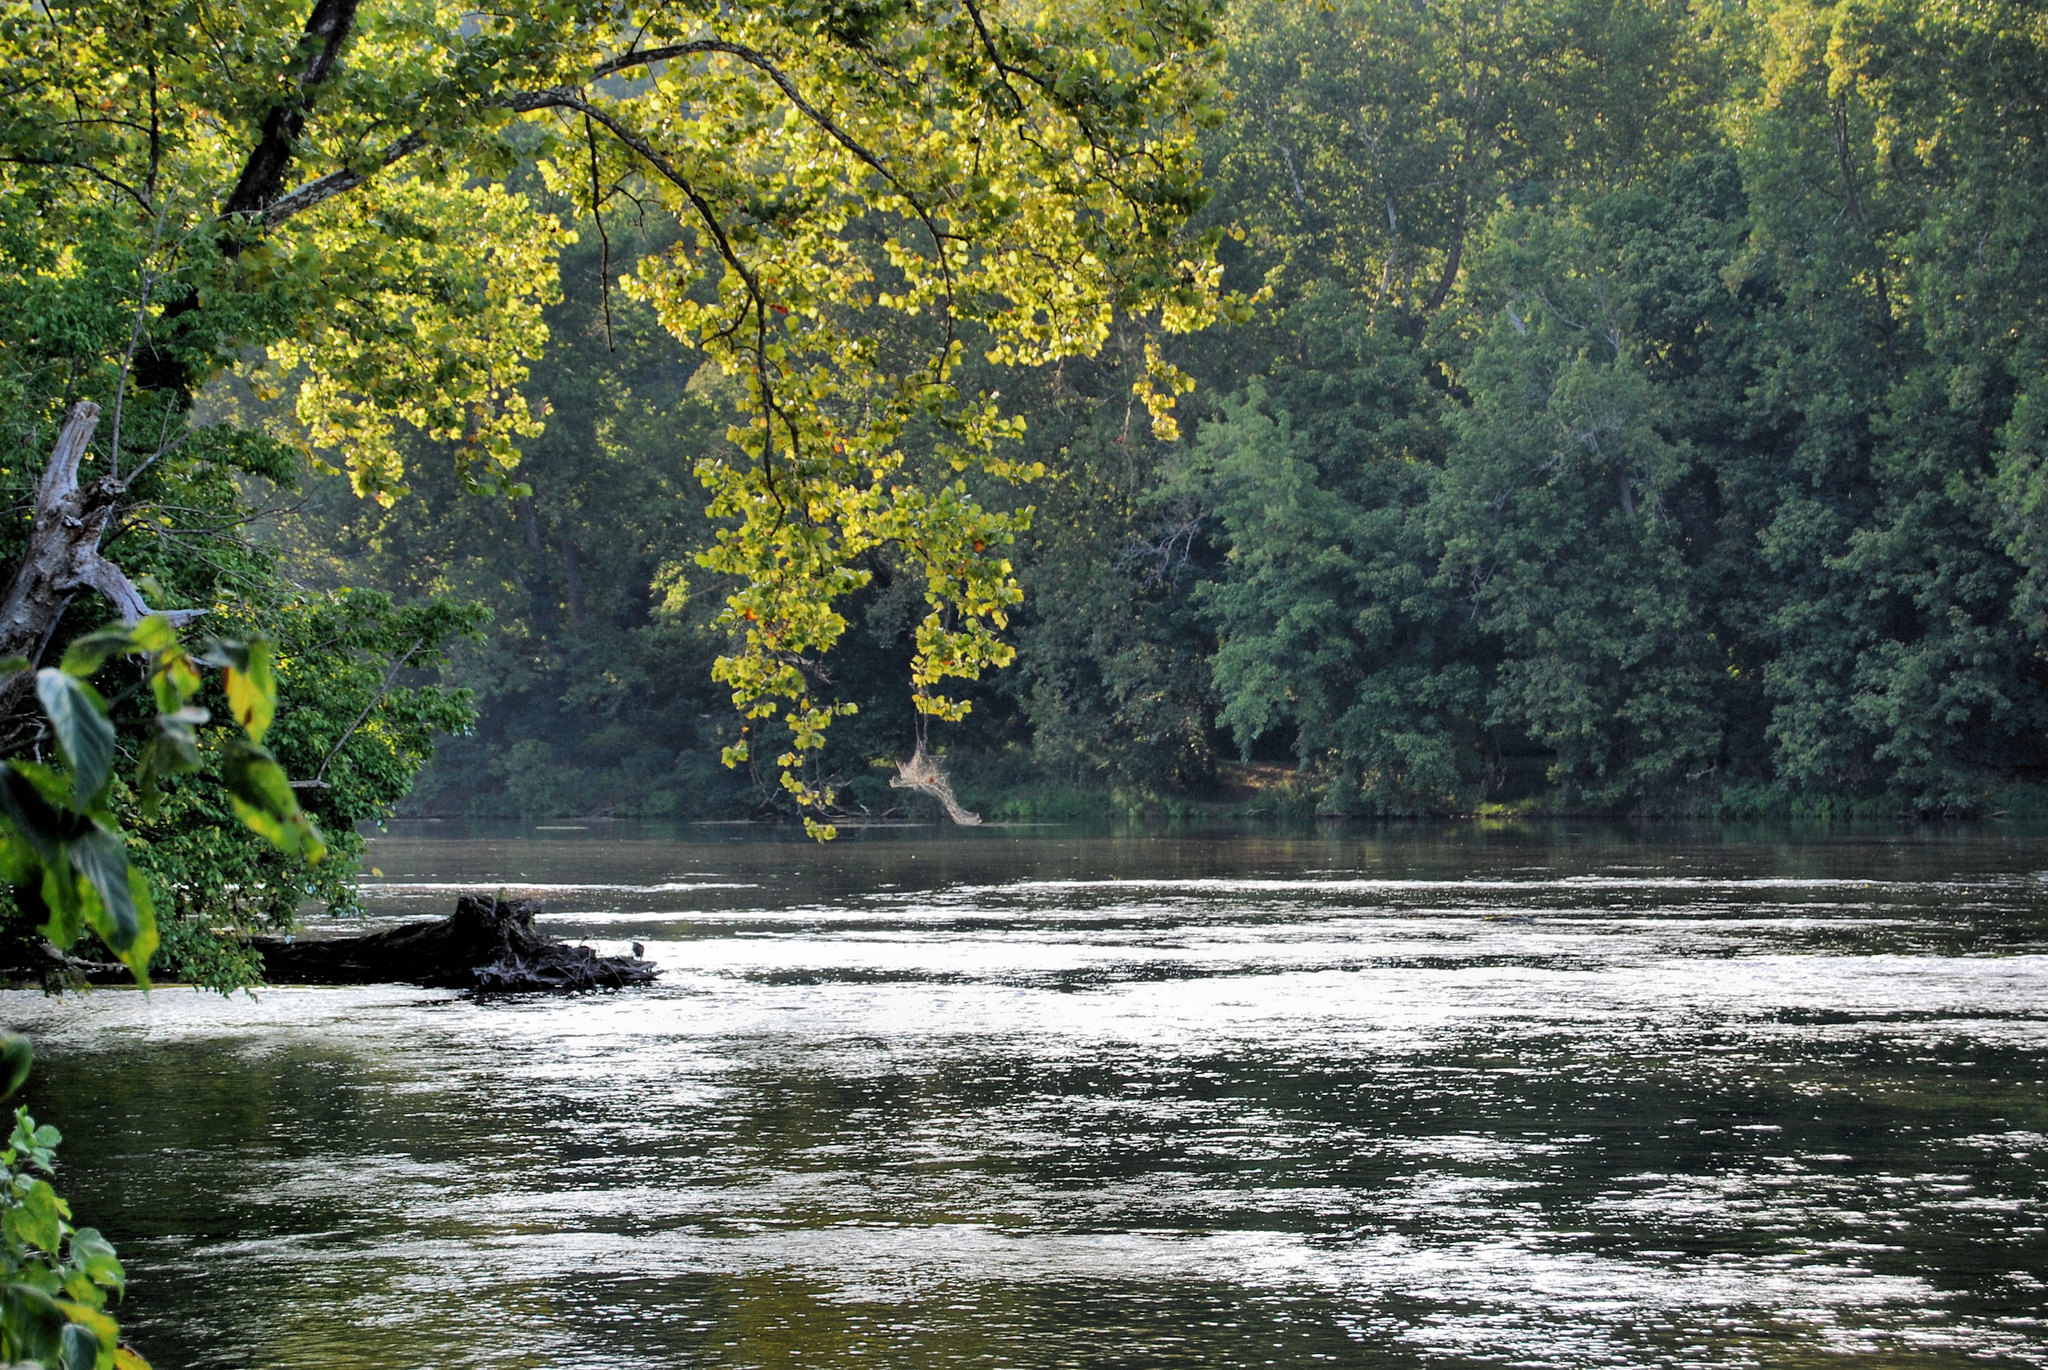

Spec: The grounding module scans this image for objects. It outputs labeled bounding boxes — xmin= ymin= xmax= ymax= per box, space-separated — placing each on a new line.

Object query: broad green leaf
xmin=219 ymin=737 xmax=325 ymax=862
xmin=223 ymin=639 xmax=276 ymax=743
xmin=65 ymin=831 xmax=156 ymax=981
xmin=0 ymin=1033 xmax=30 ymax=1100
xmin=66 ymin=1228 xmax=124 ymax=1293
xmin=59 ymin=1318 xmax=99 ymax=1370
xmin=6 ymin=760 xmax=80 ymax=824
xmin=34 ymin=671 xmax=115 ymax=805
xmin=192 ymin=637 xmax=250 ymax=671
xmin=62 ymin=1266 xmax=103 ymax=1306
xmin=1 ymin=1279 xmax=67 ymax=1360
xmin=37 ymin=864 xmax=84 ymax=952
xmin=136 ymin=707 xmax=209 ymax=818
xmin=5 ymin=1177 xmax=68 ymax=1254
xmin=0 ymin=828 xmax=39 ymax=887
xmin=57 ymin=1302 xmax=121 ymax=1368
xmin=56 ymin=626 xmax=135 ymax=678
xmin=125 ymin=614 xmax=178 ymax=654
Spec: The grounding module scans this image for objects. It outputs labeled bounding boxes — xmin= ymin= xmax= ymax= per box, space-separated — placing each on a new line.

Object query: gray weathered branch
xmin=0 ymin=402 xmax=204 ymax=712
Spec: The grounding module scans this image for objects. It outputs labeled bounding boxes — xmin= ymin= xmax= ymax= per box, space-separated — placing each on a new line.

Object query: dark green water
xmin=6 ymin=821 xmax=2048 ymax=1368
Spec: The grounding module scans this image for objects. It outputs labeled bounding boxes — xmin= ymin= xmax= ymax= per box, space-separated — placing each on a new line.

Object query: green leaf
xmin=4 ymin=1177 xmax=68 ymax=1254
xmin=1 ymin=1279 xmax=68 ymax=1363
xmin=59 ymin=1318 xmax=99 ymax=1370
xmin=0 ymin=1033 xmax=31 ymax=1100
xmin=10 ymin=1106 xmax=54 ymax=1164
xmin=65 ymin=830 xmax=155 ymax=980
xmin=34 ymin=671 xmax=115 ymax=805
xmin=192 ymin=637 xmax=250 ymax=671
xmin=0 ymin=828 xmax=36 ymax=887
xmin=136 ymin=707 xmax=209 ymax=818
xmin=223 ymin=639 xmax=276 ymax=743
xmin=37 ymin=865 xmax=83 ymax=954
xmin=57 ymin=1303 xmax=121 ymax=1367
xmin=125 ymin=613 xmax=179 ymax=654
xmin=219 ymin=737 xmax=325 ymax=862
xmin=66 ymin=1228 xmax=124 ymax=1294
xmin=0 ymin=763 xmax=81 ymax=870
xmin=57 ymin=626 xmax=137 ymax=678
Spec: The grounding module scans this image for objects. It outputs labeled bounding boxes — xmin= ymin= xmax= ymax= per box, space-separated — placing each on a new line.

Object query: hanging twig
xmin=298 ymin=635 xmax=426 ymax=788
xmin=583 ymin=113 xmax=616 ymax=351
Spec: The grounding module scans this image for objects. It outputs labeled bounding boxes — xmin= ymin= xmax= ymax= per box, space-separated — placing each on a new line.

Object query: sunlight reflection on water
xmin=6 ymin=822 xmax=2047 ymax=1368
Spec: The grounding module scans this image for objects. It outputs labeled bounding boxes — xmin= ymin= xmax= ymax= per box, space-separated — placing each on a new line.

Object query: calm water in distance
xmin=5 ymin=819 xmax=2048 ymax=1369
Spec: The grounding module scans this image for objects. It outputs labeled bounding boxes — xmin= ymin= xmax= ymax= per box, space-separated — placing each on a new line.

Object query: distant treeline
xmin=284 ymin=0 xmax=2048 ymax=820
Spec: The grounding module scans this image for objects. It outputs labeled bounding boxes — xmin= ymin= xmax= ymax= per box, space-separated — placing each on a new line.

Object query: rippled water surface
xmin=7 ymin=821 xmax=2048 ymax=1368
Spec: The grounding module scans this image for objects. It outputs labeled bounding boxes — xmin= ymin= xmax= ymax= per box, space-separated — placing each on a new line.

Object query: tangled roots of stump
xmin=252 ymin=895 xmax=658 ymax=992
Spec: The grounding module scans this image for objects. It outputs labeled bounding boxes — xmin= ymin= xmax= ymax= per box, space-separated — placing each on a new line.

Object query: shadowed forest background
xmin=269 ymin=0 xmax=2048 ymax=824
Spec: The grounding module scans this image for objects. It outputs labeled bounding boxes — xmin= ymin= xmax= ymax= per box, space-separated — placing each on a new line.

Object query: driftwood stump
xmin=252 ymin=895 xmax=658 ymax=992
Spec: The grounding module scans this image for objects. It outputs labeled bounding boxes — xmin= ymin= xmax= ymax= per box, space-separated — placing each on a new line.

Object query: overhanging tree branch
xmin=261 ymin=131 xmax=426 ymax=225
xmin=221 ymin=0 xmax=365 ymax=220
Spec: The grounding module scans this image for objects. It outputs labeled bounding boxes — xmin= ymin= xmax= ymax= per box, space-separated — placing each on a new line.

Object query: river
xmin=4 ymin=820 xmax=2046 ymax=1368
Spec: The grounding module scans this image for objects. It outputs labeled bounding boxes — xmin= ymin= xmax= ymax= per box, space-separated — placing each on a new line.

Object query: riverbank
xmin=399 ymin=748 xmax=2048 ymax=827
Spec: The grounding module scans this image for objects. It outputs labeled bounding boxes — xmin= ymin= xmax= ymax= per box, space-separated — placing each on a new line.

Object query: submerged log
xmin=252 ymin=895 xmax=658 ymax=992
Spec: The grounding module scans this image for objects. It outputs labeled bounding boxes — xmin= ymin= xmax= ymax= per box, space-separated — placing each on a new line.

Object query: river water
xmin=5 ymin=821 xmax=2048 ymax=1368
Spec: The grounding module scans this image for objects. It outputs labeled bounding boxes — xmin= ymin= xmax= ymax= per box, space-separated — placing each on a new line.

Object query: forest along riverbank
xmin=8 ymin=822 xmax=2048 ymax=1370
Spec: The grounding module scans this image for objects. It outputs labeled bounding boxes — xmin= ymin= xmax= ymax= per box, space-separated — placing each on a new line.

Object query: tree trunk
xmin=560 ymin=527 xmax=585 ymax=630
xmin=0 ymin=402 xmax=200 ymax=718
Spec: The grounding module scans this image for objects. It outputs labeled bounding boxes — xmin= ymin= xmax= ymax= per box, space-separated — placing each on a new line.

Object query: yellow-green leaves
xmin=0 ymin=0 xmax=1229 ymax=839
xmin=0 ymin=617 xmax=326 ymax=984
xmin=265 ymin=183 xmax=568 ymax=505
xmin=0 ymin=1094 xmax=150 ymax=1369
xmin=583 ymin=0 xmax=1230 ymax=824
xmin=223 ymin=640 xmax=276 ymax=744
xmin=219 ymin=737 xmax=327 ymax=862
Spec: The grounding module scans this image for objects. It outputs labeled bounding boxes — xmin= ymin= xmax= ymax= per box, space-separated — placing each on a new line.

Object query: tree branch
xmin=222 ymin=0 xmax=365 ymax=220
xmin=258 ymin=131 xmax=426 ymax=226
xmin=303 ymin=635 xmax=424 ymax=786
xmin=0 ymin=403 xmax=205 ymax=715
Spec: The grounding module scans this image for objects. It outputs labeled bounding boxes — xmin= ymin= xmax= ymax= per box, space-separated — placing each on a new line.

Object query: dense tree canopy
xmin=305 ymin=0 xmax=2048 ymax=825
xmin=0 ymin=0 xmax=1231 ymax=982
xmin=7 ymin=0 xmax=2048 ymax=986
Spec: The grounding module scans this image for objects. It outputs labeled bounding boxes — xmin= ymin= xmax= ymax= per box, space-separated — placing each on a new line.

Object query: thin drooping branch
xmin=587 ymin=41 xmax=963 ymax=320
xmin=507 ymin=87 xmax=791 ymax=504
xmin=298 ymin=633 xmax=425 ymax=787
xmin=584 ymin=114 xmax=616 ymax=350
xmin=109 ymin=203 xmax=174 ymax=474
xmin=958 ymin=0 xmax=1041 ymax=114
